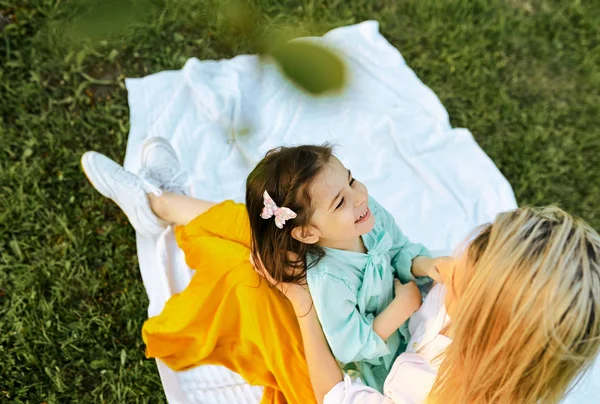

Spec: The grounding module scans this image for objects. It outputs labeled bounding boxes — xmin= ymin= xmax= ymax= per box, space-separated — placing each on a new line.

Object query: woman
xmin=258 ymin=206 xmax=600 ymax=403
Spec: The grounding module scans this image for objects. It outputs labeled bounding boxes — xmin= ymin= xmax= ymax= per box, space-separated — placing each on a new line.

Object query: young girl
xmin=245 ymin=144 xmax=442 ymax=391
xmin=81 ymin=139 xmax=440 ymax=397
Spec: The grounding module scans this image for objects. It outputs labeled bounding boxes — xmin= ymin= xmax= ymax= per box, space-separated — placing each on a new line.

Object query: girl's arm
xmin=285 ymin=285 xmax=399 ymax=404
xmin=308 ymin=273 xmax=392 ymax=364
xmin=253 ymin=257 xmax=395 ymax=404
xmin=373 ymin=280 xmax=421 ymax=341
xmin=411 ymin=256 xmax=453 ymax=281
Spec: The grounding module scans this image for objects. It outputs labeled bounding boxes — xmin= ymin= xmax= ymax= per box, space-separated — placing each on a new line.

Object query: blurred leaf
xmin=69 ymin=0 xmax=155 ymax=41
xmin=270 ymin=41 xmax=346 ymax=95
xmin=218 ymin=0 xmax=258 ymax=35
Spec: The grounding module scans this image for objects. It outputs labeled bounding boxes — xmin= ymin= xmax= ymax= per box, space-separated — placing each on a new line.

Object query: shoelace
xmin=166 ymin=170 xmax=188 ymax=190
xmin=140 ymin=176 xmax=163 ymax=196
xmin=115 ymin=165 xmax=163 ymax=197
xmin=140 ymin=166 xmax=188 ymax=194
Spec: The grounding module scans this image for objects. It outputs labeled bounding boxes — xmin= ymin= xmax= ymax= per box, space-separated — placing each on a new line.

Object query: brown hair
xmin=246 ymin=144 xmax=334 ymax=285
xmin=429 ymin=206 xmax=600 ymax=404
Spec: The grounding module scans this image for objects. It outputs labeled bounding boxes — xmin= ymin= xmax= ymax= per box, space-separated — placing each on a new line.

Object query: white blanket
xmin=122 ymin=21 xmax=598 ymax=404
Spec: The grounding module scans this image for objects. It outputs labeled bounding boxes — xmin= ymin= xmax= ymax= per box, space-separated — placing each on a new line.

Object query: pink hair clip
xmin=261 ymin=191 xmax=297 ymax=229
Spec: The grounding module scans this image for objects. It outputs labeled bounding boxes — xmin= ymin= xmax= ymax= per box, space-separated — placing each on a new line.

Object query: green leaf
xmin=90 ymin=360 xmax=107 ymax=370
xmin=9 ymin=238 xmax=23 ymax=261
xmin=108 ymin=49 xmax=119 ymax=63
xmin=270 ymin=41 xmax=347 ymax=95
xmin=219 ymin=0 xmax=258 ymax=34
xmin=69 ymin=0 xmax=154 ymax=41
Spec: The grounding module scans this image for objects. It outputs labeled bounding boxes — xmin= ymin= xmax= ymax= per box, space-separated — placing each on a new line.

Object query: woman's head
xmin=431 ymin=206 xmax=600 ymax=404
xmin=246 ymin=144 xmax=374 ymax=284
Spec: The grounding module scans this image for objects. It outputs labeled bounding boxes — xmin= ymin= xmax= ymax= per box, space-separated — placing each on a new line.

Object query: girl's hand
xmin=393 ymin=279 xmax=422 ymax=314
xmin=435 ymin=256 xmax=455 ymax=285
xmin=428 ymin=256 xmax=453 ymax=283
xmin=412 ymin=256 xmax=453 ymax=283
xmin=250 ymin=252 xmax=313 ymax=316
xmin=374 ymin=280 xmax=422 ymax=340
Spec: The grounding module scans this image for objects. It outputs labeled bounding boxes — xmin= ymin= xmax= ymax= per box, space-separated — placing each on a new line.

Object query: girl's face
xmin=302 ymin=157 xmax=376 ymax=250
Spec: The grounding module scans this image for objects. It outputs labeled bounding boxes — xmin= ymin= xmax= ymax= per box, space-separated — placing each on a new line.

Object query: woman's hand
xmin=251 ymin=253 xmax=313 ymax=316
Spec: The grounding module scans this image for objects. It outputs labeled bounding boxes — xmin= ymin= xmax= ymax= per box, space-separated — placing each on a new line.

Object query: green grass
xmin=1 ymin=0 xmax=599 ymax=402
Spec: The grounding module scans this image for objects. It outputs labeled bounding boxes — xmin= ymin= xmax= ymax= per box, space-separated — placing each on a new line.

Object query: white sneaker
xmin=140 ymin=137 xmax=190 ymax=196
xmin=81 ymin=151 xmax=167 ymax=238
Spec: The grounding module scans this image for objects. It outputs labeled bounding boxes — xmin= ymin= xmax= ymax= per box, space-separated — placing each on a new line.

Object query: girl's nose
xmin=353 ymin=189 xmax=367 ymax=207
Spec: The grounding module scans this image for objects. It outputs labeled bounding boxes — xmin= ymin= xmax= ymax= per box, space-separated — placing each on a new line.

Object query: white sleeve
xmin=324 ymin=375 xmax=395 ymax=404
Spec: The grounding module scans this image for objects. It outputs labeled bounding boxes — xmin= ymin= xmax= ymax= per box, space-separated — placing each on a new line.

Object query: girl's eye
xmin=336 ymin=197 xmax=345 ymax=210
xmin=350 ymin=178 xmax=356 ymax=186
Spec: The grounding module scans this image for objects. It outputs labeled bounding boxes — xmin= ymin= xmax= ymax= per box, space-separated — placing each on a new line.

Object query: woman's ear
xmin=291 ymin=225 xmax=320 ymax=244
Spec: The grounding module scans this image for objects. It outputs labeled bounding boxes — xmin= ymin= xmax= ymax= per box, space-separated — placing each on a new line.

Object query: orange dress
xmin=142 ymin=201 xmax=316 ymax=404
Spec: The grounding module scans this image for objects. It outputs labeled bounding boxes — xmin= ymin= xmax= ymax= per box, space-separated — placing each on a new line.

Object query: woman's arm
xmin=251 ymin=255 xmax=343 ymax=403
xmin=291 ymin=297 xmax=344 ymax=404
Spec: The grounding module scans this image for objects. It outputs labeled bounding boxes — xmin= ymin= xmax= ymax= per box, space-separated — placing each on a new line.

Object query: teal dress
xmin=306 ymin=197 xmax=431 ymax=392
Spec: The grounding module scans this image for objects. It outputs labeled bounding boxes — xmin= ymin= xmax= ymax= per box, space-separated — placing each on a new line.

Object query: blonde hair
xmin=429 ymin=206 xmax=600 ymax=404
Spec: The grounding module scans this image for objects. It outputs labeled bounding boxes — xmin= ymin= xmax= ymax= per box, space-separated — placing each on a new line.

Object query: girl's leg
xmin=81 ymin=150 xmax=219 ymax=237
xmin=148 ymin=192 xmax=216 ymax=227
xmin=141 ymin=137 xmax=218 ymax=227
xmin=82 ymin=138 xmax=221 ymax=236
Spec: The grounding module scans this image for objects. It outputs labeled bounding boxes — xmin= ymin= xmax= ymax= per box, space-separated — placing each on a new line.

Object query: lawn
xmin=1 ymin=0 xmax=599 ymax=402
